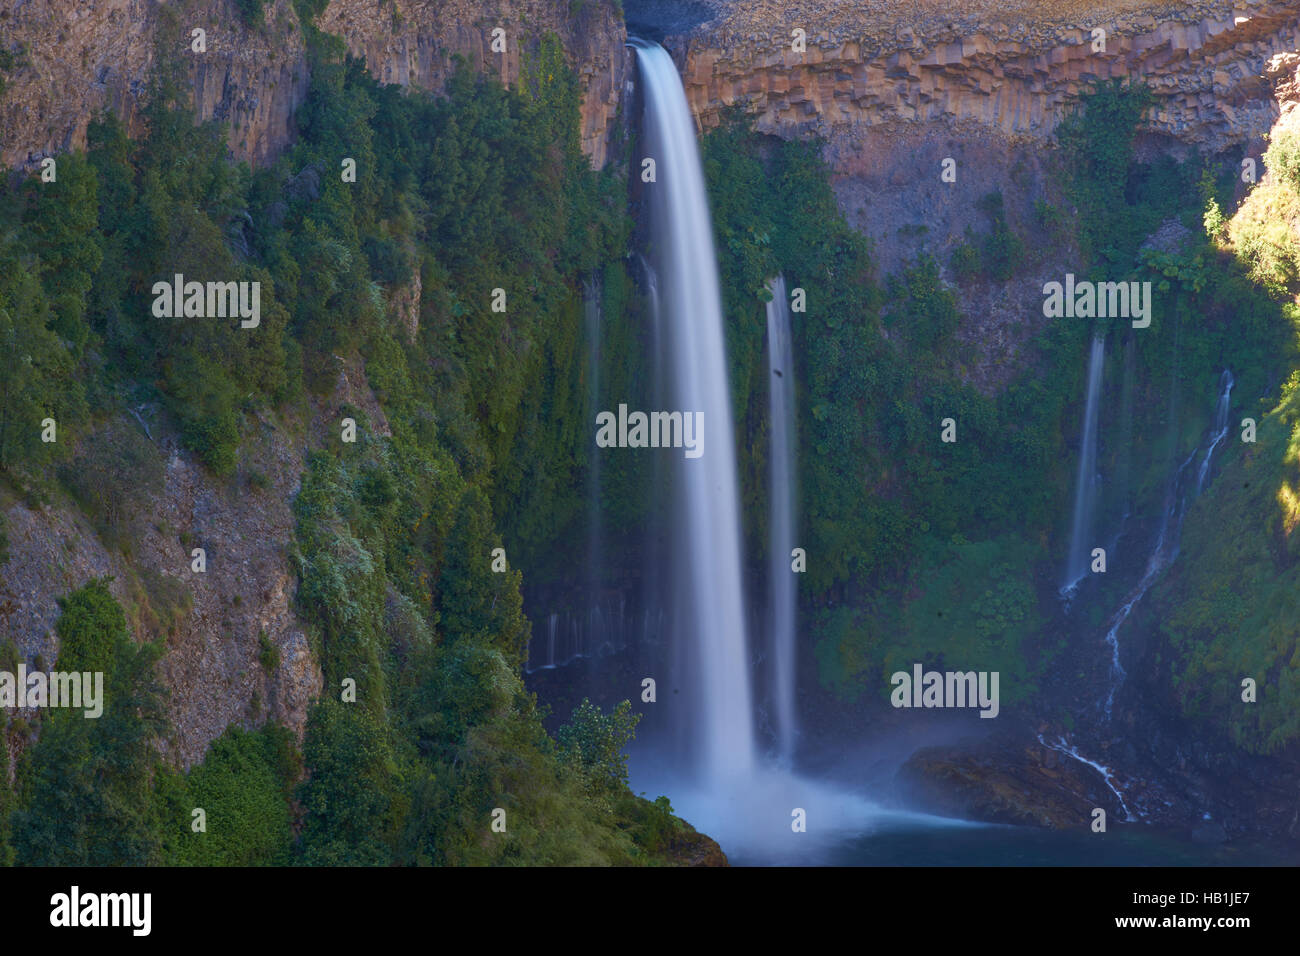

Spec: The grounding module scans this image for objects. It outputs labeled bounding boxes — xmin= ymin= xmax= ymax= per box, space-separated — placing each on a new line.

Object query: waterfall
xmin=1099 ymin=369 xmax=1234 ymax=717
xmin=1062 ymin=334 xmax=1107 ymax=595
xmin=766 ymin=276 xmax=798 ymax=762
xmin=1038 ymin=735 xmax=1134 ymax=821
xmin=1196 ymin=370 xmax=1235 ymax=493
xmin=633 ymin=39 xmax=757 ymax=782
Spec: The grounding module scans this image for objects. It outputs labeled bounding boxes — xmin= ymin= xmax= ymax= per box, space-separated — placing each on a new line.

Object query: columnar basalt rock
xmin=663 ymin=0 xmax=1300 ymax=157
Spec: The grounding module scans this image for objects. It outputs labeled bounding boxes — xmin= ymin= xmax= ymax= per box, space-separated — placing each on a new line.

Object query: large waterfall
xmin=766 ymin=276 xmax=798 ymax=762
xmin=634 ymin=39 xmax=757 ymax=783
xmin=1062 ymin=334 xmax=1107 ymax=595
xmin=623 ymin=40 xmax=968 ymax=861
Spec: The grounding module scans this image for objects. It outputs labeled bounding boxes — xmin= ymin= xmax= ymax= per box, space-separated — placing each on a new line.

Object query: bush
xmin=258 ymin=630 xmax=281 ymax=671
xmin=54 ymin=578 xmax=129 ymax=677
xmin=556 ymin=698 xmax=639 ymax=796
xmin=170 ymin=726 xmax=296 ymax=865
xmin=1265 ymin=124 xmax=1300 ymax=194
xmin=234 ymin=0 xmax=265 ymax=27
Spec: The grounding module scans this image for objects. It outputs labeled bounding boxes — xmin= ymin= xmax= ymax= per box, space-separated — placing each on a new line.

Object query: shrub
xmin=54 ymin=578 xmax=129 ymax=677
xmin=1265 ymin=124 xmax=1300 ymax=193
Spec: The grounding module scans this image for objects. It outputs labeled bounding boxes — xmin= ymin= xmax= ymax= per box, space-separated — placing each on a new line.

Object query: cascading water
xmin=1098 ymin=369 xmax=1234 ymax=717
xmin=1062 ymin=334 xmax=1107 ymax=596
xmin=624 ymin=40 xmax=973 ymax=860
xmin=633 ymin=39 xmax=757 ymax=783
xmin=1197 ymin=370 xmax=1235 ymax=493
xmin=766 ymin=275 xmax=798 ymax=763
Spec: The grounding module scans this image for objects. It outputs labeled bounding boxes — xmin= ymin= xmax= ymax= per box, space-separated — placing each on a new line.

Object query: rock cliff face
xmin=1 ymin=0 xmax=310 ymax=171
xmin=661 ymin=0 xmax=1300 ymax=157
xmin=318 ymin=0 xmax=628 ymax=167
xmin=1 ymin=0 xmax=627 ymax=172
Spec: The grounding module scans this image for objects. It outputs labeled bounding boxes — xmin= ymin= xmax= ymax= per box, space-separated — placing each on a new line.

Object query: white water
xmin=1099 ymin=369 xmax=1235 ymax=717
xmin=635 ymin=39 xmax=757 ymax=783
xmin=629 ymin=41 xmax=978 ymax=858
xmin=1038 ymin=734 xmax=1133 ymax=821
xmin=1196 ymin=370 xmax=1235 ymax=493
xmin=1062 ymin=334 xmax=1107 ymax=596
xmin=766 ymin=275 xmax=798 ymax=762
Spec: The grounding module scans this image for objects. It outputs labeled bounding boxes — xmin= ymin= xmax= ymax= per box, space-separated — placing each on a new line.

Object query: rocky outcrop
xmin=0 ymin=406 xmax=323 ymax=768
xmin=663 ymin=0 xmax=1300 ymax=158
xmin=0 ymin=354 xmax=397 ymax=769
xmin=0 ymin=0 xmax=626 ymax=172
xmin=318 ymin=0 xmax=628 ymax=168
xmin=899 ymin=734 xmax=1128 ymax=828
xmin=1 ymin=0 xmax=310 ymax=171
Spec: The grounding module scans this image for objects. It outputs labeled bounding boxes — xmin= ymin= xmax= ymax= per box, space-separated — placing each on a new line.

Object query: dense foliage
xmin=0 ymin=21 xmax=686 ymax=866
xmin=701 ymin=81 xmax=1294 ymax=715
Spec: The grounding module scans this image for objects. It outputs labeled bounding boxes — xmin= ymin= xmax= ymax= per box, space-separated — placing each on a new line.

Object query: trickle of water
xmin=1196 ymin=370 xmax=1235 ymax=493
xmin=1062 ymin=334 xmax=1107 ymax=596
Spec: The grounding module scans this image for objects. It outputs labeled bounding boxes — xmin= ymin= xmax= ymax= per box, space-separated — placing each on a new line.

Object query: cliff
xmin=0 ymin=0 xmax=627 ymax=171
xmin=1 ymin=0 xmax=311 ymax=170
xmin=317 ymin=0 xmax=627 ymax=167
xmin=662 ymin=0 xmax=1300 ymax=158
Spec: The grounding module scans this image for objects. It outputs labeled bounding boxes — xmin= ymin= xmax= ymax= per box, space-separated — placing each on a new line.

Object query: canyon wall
xmin=317 ymin=0 xmax=627 ymax=168
xmin=1 ymin=0 xmax=311 ymax=170
xmin=0 ymin=0 xmax=627 ymax=171
xmin=662 ymin=0 xmax=1300 ymax=160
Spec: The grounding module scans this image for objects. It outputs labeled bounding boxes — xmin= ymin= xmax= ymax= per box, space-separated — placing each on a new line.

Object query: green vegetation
xmin=701 ymin=119 xmax=1077 ymax=694
xmin=53 ymin=578 xmax=128 ymax=677
xmin=10 ymin=583 xmax=169 ymax=865
xmin=703 ymin=80 xmax=1294 ymax=718
xmin=1144 ymin=111 xmax=1300 ymax=753
xmin=167 ymin=726 xmax=298 ymax=865
xmin=950 ymin=192 xmax=1026 ymax=282
xmin=234 ymin=0 xmax=266 ymax=28
xmin=0 ymin=22 xmax=684 ymax=866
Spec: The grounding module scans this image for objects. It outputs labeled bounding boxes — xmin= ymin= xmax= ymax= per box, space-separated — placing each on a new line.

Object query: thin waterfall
xmin=633 ymin=39 xmax=757 ymax=783
xmin=1062 ymin=334 xmax=1107 ymax=595
xmin=1100 ymin=447 xmax=1195 ymax=717
xmin=1197 ymin=370 xmax=1235 ymax=493
xmin=1100 ymin=369 xmax=1234 ymax=717
xmin=766 ymin=275 xmax=798 ymax=762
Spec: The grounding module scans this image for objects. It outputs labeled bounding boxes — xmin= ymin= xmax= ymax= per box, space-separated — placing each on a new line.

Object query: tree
xmin=0 ymin=243 xmax=84 ymax=471
xmin=557 ymin=698 xmax=639 ymax=795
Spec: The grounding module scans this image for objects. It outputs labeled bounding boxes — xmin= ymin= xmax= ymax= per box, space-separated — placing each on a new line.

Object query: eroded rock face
xmin=663 ymin=0 xmax=1300 ymax=157
xmin=0 ymin=406 xmax=324 ymax=769
xmin=0 ymin=0 xmax=627 ymax=171
xmin=0 ymin=355 xmax=401 ymax=768
xmin=318 ymin=0 xmax=628 ymax=168
xmin=1 ymin=0 xmax=310 ymax=171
